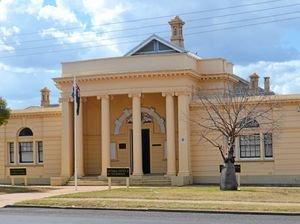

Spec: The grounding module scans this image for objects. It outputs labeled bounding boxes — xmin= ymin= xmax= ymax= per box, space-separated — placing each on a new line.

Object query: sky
xmin=0 ymin=0 xmax=300 ymax=109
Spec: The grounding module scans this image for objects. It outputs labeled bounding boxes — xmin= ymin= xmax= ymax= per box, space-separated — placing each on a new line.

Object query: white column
xmin=177 ymin=92 xmax=191 ymax=176
xmin=99 ymin=95 xmax=110 ymax=177
xmin=163 ymin=92 xmax=176 ymax=176
xmin=60 ymin=98 xmax=73 ymax=177
xmin=130 ymin=93 xmax=143 ymax=176
xmin=76 ymin=99 xmax=84 ymax=177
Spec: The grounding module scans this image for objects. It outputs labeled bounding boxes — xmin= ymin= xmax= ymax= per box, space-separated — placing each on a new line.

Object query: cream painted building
xmin=1 ymin=16 xmax=300 ymax=186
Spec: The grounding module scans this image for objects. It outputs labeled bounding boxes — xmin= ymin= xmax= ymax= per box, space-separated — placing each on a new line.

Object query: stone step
xmin=67 ymin=176 xmax=172 ymax=186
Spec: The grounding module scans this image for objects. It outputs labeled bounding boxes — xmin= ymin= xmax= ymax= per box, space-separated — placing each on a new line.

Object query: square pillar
xmin=129 ymin=93 xmax=143 ymax=176
xmin=60 ymin=97 xmax=73 ymax=178
xmin=176 ymin=91 xmax=191 ymax=177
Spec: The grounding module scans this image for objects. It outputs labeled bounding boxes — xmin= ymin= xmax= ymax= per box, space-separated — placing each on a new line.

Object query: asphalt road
xmin=0 ymin=208 xmax=299 ymax=224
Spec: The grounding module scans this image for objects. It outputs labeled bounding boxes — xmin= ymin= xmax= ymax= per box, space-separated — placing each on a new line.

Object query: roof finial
xmin=40 ymin=87 xmax=50 ymax=107
xmin=168 ymin=16 xmax=185 ymax=48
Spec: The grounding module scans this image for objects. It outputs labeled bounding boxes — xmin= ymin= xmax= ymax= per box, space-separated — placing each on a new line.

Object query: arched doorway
xmin=114 ymin=107 xmax=166 ymax=174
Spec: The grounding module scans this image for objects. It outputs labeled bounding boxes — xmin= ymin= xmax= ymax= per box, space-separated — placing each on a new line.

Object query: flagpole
xmin=73 ymin=75 xmax=78 ymax=191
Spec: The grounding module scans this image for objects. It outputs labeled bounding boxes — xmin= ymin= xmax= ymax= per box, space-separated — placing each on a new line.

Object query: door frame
xmin=129 ymin=128 xmax=152 ymax=175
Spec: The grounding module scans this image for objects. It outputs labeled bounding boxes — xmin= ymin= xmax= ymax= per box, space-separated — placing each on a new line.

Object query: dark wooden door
xmin=142 ymin=129 xmax=151 ymax=174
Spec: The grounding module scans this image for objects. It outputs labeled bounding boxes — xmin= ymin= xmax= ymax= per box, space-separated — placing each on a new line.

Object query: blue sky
xmin=0 ymin=0 xmax=300 ymax=109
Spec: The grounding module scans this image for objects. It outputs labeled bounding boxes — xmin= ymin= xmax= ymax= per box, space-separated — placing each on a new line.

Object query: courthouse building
xmin=1 ymin=16 xmax=300 ymax=186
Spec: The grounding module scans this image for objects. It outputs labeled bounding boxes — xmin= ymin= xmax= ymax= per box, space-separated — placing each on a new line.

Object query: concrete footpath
xmin=0 ymin=186 xmax=110 ymax=207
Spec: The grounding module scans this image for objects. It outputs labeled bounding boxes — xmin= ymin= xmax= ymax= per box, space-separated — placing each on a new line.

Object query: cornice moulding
xmin=53 ymin=69 xmax=201 ymax=85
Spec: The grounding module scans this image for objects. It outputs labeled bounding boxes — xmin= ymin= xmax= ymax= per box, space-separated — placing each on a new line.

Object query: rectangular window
xmin=8 ymin=142 xmax=14 ymax=164
xmin=110 ymin=143 xmax=117 ymax=160
xmin=239 ymin=134 xmax=260 ymax=158
xmin=37 ymin=141 xmax=43 ymax=163
xmin=19 ymin=142 xmax=33 ymax=163
xmin=264 ymin=133 xmax=273 ymax=158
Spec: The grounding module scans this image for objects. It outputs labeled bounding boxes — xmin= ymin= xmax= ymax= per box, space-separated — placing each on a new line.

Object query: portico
xmin=56 ymin=70 xmax=194 ymax=184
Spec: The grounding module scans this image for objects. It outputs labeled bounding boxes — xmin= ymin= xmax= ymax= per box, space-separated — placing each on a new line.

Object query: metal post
xmin=108 ymin=177 xmax=112 ymax=190
xmin=126 ymin=177 xmax=129 ymax=189
xmin=237 ymin=173 xmax=241 ymax=190
xmin=73 ymin=76 xmax=78 ymax=191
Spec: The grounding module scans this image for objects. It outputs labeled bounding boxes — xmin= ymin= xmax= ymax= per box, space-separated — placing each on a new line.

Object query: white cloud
xmin=74 ymin=0 xmax=132 ymax=56
xmin=38 ymin=0 xmax=78 ymax=25
xmin=0 ymin=26 xmax=20 ymax=37
xmin=82 ymin=0 xmax=130 ymax=26
xmin=0 ymin=61 xmax=57 ymax=74
xmin=0 ymin=0 xmax=13 ymax=22
xmin=40 ymin=27 xmax=121 ymax=54
xmin=234 ymin=60 xmax=300 ymax=94
xmin=24 ymin=0 xmax=43 ymax=15
xmin=0 ymin=0 xmax=44 ymax=20
xmin=0 ymin=61 xmax=59 ymax=109
xmin=0 ymin=40 xmax=14 ymax=51
xmin=0 ymin=26 xmax=20 ymax=51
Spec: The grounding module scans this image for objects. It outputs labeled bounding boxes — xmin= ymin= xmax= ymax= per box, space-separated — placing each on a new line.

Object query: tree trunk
xmin=220 ymin=161 xmax=238 ymax=190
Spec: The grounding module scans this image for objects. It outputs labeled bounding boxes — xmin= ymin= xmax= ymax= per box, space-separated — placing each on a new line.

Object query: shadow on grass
xmin=0 ymin=186 xmax=50 ymax=194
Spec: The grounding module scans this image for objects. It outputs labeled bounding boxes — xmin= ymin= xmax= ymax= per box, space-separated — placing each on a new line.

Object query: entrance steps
xmin=67 ymin=175 xmax=172 ymax=186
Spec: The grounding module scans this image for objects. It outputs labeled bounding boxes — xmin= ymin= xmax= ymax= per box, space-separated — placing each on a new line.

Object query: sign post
xmin=107 ymin=167 xmax=130 ymax=190
xmin=10 ymin=168 xmax=27 ymax=186
xmin=108 ymin=177 xmax=112 ymax=190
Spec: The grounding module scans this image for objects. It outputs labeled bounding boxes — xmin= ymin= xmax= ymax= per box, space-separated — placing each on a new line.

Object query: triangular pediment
xmin=125 ymin=34 xmax=186 ymax=56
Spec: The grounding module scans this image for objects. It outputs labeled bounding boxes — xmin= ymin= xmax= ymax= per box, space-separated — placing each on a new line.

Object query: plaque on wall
xmin=119 ymin=143 xmax=126 ymax=149
xmin=10 ymin=168 xmax=27 ymax=176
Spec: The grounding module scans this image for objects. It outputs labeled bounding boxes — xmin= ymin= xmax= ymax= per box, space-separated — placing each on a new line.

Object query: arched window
xmin=19 ymin=127 xmax=33 ymax=136
xmin=239 ymin=117 xmax=259 ymax=128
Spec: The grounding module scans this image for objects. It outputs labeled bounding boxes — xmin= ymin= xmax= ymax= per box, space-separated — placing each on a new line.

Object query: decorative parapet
xmin=10 ymin=107 xmax=61 ymax=119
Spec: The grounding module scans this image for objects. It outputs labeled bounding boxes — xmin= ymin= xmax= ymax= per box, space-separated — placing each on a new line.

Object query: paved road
xmin=0 ymin=208 xmax=299 ymax=224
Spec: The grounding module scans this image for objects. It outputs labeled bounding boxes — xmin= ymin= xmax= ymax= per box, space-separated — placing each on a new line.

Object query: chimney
xmin=264 ymin=77 xmax=270 ymax=95
xmin=41 ymin=87 xmax=50 ymax=107
xmin=249 ymin=73 xmax=259 ymax=95
xmin=168 ymin=16 xmax=185 ymax=48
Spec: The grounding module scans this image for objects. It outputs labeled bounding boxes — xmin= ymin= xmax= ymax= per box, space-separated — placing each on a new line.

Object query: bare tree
xmin=192 ymin=87 xmax=278 ymax=190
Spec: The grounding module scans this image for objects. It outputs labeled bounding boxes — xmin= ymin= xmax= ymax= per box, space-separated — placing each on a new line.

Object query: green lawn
xmin=16 ymin=186 xmax=300 ymax=213
xmin=52 ymin=186 xmax=300 ymax=203
xmin=0 ymin=186 xmax=49 ymax=195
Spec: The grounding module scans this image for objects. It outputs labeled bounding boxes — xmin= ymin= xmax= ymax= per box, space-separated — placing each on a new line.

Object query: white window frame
xmin=7 ymin=142 xmax=15 ymax=164
xmin=237 ymin=131 xmax=274 ymax=161
xmin=18 ymin=141 xmax=34 ymax=164
xmin=36 ymin=141 xmax=44 ymax=164
xmin=239 ymin=133 xmax=261 ymax=159
xmin=263 ymin=133 xmax=273 ymax=159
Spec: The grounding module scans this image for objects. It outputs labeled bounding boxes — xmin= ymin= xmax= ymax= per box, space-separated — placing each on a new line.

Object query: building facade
xmin=1 ymin=17 xmax=300 ymax=186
